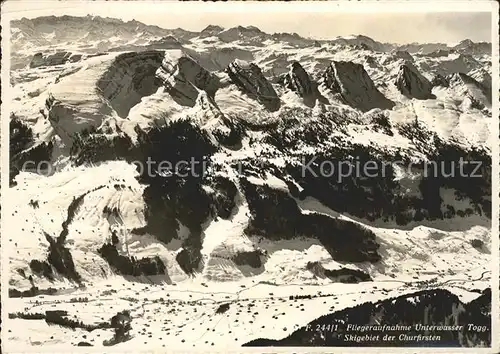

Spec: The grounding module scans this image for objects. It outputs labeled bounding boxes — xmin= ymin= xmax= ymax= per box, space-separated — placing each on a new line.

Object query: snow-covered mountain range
xmin=6 ymin=15 xmax=493 ymax=349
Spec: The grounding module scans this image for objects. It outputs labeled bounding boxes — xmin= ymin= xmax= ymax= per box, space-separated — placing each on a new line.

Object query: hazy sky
xmin=2 ymin=1 xmax=495 ymax=44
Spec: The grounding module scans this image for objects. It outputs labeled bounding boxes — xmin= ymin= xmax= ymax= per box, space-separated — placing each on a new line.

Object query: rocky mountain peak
xmin=322 ymin=61 xmax=394 ymax=111
xmin=448 ymin=72 xmax=484 ymax=91
xmin=200 ymin=25 xmax=225 ymax=38
xmin=452 ymin=39 xmax=491 ymax=56
xmin=239 ymin=25 xmax=263 ymax=33
xmin=226 ymin=60 xmax=280 ymax=111
xmin=331 ymin=35 xmax=389 ymax=52
xmin=394 ymin=63 xmax=434 ymax=99
xmin=156 ymin=50 xmax=220 ymax=107
xmin=283 ymin=61 xmax=314 ymax=96
xmin=447 ymin=72 xmax=491 ymax=109
xmin=459 ymin=39 xmax=474 ymax=45
xmin=203 ymin=25 xmax=224 ymax=32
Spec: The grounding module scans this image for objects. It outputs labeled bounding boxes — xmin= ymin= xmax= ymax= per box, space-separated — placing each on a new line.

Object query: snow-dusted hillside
xmin=6 ymin=16 xmax=493 ymax=350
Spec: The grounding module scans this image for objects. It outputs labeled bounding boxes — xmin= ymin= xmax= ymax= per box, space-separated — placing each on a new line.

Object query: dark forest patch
xmin=98 ymin=243 xmax=166 ymax=276
xmin=240 ymin=178 xmax=380 ymax=263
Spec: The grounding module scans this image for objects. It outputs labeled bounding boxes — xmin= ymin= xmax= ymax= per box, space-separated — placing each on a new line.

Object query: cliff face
xmin=395 ymin=63 xmax=434 ymax=99
xmin=97 ymin=51 xmax=164 ymax=117
xmin=279 ymin=61 xmax=318 ymax=106
xmin=226 ymin=60 xmax=281 ymax=111
xmin=46 ymin=51 xmax=164 ymax=145
xmin=244 ymin=288 xmax=491 ymax=347
xmin=155 ymin=50 xmax=220 ymax=107
xmin=282 ymin=62 xmax=314 ymax=96
xmin=321 ymin=61 xmax=394 ymax=112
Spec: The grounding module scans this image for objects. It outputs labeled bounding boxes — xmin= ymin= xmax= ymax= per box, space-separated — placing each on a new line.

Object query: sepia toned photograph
xmin=1 ymin=1 xmax=498 ymax=352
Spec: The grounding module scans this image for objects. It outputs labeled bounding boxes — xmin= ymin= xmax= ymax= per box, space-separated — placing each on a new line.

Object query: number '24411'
xmin=305 ymin=324 xmax=339 ymax=332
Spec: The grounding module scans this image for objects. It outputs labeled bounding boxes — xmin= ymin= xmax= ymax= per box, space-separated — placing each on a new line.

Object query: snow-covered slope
xmin=6 ymin=16 xmax=493 ymax=350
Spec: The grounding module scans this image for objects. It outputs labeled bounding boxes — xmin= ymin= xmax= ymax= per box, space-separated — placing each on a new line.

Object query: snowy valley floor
xmin=5 ymin=272 xmax=490 ymax=350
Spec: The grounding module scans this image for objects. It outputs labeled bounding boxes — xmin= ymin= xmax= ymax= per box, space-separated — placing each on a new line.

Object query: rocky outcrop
xmin=244 ymin=288 xmax=491 ymax=347
xmin=29 ymin=51 xmax=82 ymax=68
xmin=280 ymin=61 xmax=314 ymax=99
xmin=155 ymin=49 xmax=220 ymax=107
xmin=191 ymin=92 xmax=243 ymax=147
xmin=447 ymin=72 xmax=491 ymax=109
xmin=194 ymin=91 xmax=224 ymax=120
xmin=322 ymin=61 xmax=394 ymax=112
xmin=394 ymin=63 xmax=434 ymax=99
xmin=226 ymin=60 xmax=281 ymax=111
xmin=468 ymin=68 xmax=492 ymax=93
xmin=44 ymin=232 xmax=82 ymax=283
xmin=431 ymin=73 xmax=449 ymax=87
xmin=97 ymin=51 xmax=164 ymax=117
